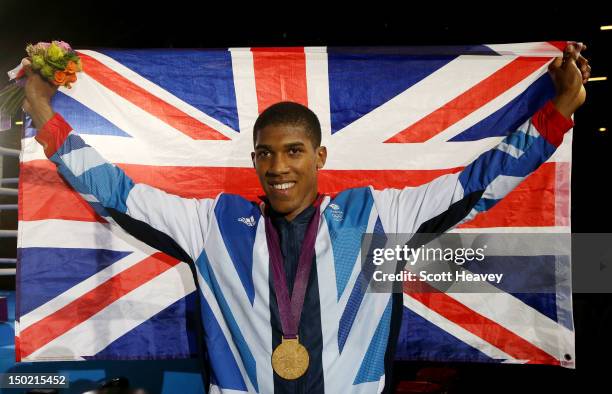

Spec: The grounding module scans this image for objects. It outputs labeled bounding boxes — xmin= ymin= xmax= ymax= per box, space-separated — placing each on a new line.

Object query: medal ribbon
xmin=264 ymin=195 xmax=323 ymax=340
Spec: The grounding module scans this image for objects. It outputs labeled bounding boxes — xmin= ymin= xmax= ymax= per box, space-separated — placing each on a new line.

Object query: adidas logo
xmin=238 ymin=216 xmax=256 ymax=227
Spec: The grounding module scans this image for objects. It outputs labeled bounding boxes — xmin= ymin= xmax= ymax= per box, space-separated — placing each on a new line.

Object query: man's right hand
xmin=21 ymin=58 xmax=58 ymax=129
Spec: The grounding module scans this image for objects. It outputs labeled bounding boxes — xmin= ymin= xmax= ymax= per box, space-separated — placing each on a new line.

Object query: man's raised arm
xmin=373 ymin=43 xmax=590 ymax=235
xmin=22 ymin=61 xmax=214 ymax=264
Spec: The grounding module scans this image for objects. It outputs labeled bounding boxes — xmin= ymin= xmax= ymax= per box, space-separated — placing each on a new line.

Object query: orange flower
xmin=67 ymin=73 xmax=77 ymax=83
xmin=65 ymin=61 xmax=77 ymax=74
xmin=53 ymin=70 xmax=67 ymax=86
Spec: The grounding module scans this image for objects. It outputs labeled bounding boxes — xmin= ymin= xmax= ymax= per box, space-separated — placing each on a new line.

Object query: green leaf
xmin=44 ymin=57 xmax=68 ymax=70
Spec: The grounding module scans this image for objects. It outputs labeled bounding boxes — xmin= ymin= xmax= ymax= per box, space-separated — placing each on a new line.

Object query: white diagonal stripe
xmin=23 ymin=262 xmax=195 ymax=361
xmin=424 ymin=61 xmax=551 ymax=145
xmin=19 ymin=250 xmax=150 ymax=331
xmin=327 ymin=54 xmax=515 ymax=146
xmin=49 ymin=74 xmax=253 ymax=167
xmin=445 ymin=292 xmax=574 ymax=361
xmin=78 ymin=50 xmax=237 ymax=136
xmin=404 ymin=293 xmax=514 ymax=361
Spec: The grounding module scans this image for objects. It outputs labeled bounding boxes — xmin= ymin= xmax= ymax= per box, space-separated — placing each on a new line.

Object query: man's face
xmin=252 ymin=124 xmax=327 ymax=221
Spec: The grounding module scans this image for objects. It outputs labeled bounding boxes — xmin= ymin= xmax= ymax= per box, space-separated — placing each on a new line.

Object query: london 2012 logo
xmin=328 ymin=203 xmax=344 ymax=221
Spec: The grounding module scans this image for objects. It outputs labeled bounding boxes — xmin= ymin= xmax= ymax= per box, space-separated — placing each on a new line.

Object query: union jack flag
xmin=16 ymin=42 xmax=574 ymax=367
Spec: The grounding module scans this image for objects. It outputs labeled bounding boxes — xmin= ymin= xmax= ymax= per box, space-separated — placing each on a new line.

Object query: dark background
xmin=1 ymin=2 xmax=610 ymax=393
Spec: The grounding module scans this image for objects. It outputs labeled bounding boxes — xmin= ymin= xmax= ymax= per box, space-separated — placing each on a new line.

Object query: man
xmin=22 ymin=43 xmax=590 ymax=393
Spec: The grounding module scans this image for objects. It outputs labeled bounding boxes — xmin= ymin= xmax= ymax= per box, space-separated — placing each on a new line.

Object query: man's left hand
xmin=549 ymin=42 xmax=591 ymax=118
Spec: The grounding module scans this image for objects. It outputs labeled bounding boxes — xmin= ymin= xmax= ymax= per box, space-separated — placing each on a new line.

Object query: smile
xmin=271 ymin=182 xmax=296 ymax=190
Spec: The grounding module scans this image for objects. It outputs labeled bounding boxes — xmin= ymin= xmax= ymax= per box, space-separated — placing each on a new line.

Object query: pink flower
xmin=54 ymin=41 xmax=72 ymax=52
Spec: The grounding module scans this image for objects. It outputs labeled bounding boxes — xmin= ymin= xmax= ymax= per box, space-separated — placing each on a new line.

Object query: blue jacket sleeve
xmin=36 ymin=113 xmax=215 ymax=261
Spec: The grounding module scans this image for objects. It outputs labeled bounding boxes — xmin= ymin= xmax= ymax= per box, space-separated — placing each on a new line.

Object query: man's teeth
xmin=273 ymin=182 xmax=295 ymax=190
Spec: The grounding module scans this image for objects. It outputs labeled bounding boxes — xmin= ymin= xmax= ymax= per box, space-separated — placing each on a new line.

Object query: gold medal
xmin=264 ymin=200 xmax=322 ymax=381
xmin=271 ymin=337 xmax=309 ymax=380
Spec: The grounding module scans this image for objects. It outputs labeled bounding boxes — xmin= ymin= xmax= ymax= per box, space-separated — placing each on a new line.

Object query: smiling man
xmin=22 ymin=44 xmax=590 ymax=393
xmin=252 ymin=102 xmax=327 ymax=221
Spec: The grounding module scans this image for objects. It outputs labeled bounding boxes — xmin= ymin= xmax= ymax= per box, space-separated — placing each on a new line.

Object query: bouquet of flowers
xmin=0 ymin=40 xmax=82 ymax=117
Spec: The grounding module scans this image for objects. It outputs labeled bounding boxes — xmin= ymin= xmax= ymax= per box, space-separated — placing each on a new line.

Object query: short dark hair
xmin=253 ymin=101 xmax=321 ymax=147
